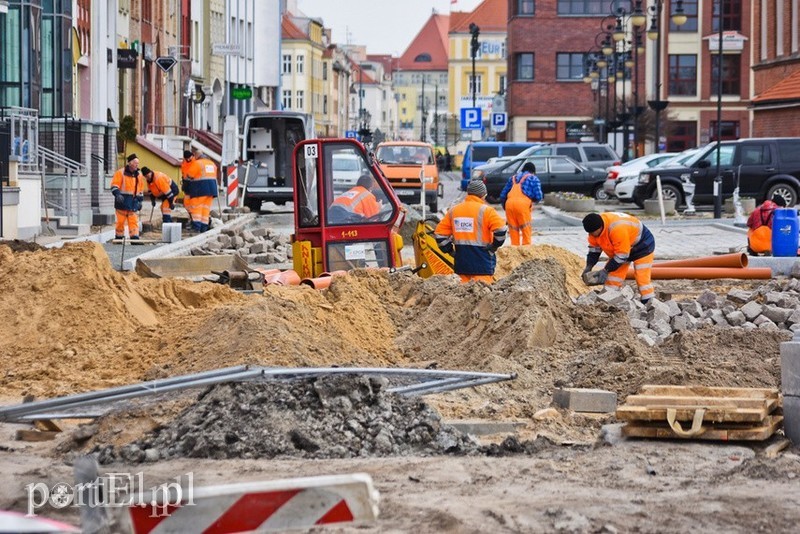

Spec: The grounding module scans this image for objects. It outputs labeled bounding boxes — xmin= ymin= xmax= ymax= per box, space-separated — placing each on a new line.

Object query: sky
xmin=295 ymin=0 xmax=484 ymax=56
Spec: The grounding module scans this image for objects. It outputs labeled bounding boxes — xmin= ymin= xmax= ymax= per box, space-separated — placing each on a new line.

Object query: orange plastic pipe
xmin=300 ymin=276 xmax=333 ymax=289
xmin=652 ymin=253 xmax=748 ymax=269
xmin=625 ymin=267 xmax=771 ymax=280
xmin=272 ymin=270 xmax=301 ymax=286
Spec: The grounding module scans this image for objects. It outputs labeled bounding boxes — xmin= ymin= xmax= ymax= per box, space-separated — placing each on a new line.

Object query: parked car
xmin=633 ymin=138 xmax=800 ymax=208
xmin=331 ymin=152 xmax=369 ymax=192
xmin=602 ymin=153 xmax=679 ymax=198
xmin=460 ymin=142 xmax=538 ymax=190
xmin=375 ymin=141 xmax=442 ymax=211
xmin=519 ymin=142 xmax=621 ymax=175
xmin=614 ymin=149 xmax=699 ymax=203
xmin=474 ymin=155 xmax=607 ymax=202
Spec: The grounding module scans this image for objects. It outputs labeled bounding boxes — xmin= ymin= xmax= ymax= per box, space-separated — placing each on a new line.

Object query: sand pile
xmin=494 ymin=245 xmax=586 ymax=296
xmin=90 ymin=377 xmax=478 ymax=462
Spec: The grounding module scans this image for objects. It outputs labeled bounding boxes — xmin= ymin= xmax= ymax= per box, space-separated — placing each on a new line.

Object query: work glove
xmin=169 ymin=200 xmax=175 ymax=210
xmin=582 ymin=269 xmax=608 ymax=286
xmin=582 ymin=265 xmax=592 ymax=276
xmin=150 ymin=194 xmax=157 ymax=207
xmin=181 ymin=179 xmax=189 ymax=193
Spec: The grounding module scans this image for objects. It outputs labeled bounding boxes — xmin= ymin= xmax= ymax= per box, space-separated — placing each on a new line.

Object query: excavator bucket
xmin=412 ymin=219 xmax=454 ymax=279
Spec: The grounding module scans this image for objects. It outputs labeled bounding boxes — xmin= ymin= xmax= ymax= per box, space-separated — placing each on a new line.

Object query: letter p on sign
xmin=460 ymin=107 xmax=482 ymax=130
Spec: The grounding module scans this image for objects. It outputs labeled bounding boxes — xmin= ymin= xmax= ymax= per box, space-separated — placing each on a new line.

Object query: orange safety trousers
xmin=185 ymin=196 xmax=213 ymax=225
xmin=748 ymin=226 xmax=771 ymax=254
xmin=604 ymin=252 xmax=655 ymax=300
xmin=115 ymin=209 xmax=139 ymax=237
xmin=458 ymin=273 xmax=495 ymax=284
xmin=505 ymin=177 xmax=533 ymax=246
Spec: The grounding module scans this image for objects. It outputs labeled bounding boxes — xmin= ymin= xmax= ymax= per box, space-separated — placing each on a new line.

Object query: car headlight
xmin=618 ymin=175 xmax=634 ymax=183
xmin=472 ymin=169 xmax=485 ymax=180
xmin=638 ymin=173 xmax=651 ymax=184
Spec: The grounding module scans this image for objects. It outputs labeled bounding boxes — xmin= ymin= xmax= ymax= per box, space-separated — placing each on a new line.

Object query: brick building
xmin=751 ymin=0 xmax=800 ymax=136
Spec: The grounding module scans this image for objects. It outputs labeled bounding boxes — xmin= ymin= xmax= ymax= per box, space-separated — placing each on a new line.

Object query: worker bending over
xmin=435 ymin=180 xmax=507 ymax=284
xmin=582 ymin=212 xmax=655 ymax=303
xmin=141 ymin=167 xmax=179 ymax=223
xmin=111 ymin=153 xmax=144 ymax=240
xmin=329 ymin=174 xmax=382 ymax=223
xmin=499 ymin=162 xmax=543 ymax=246
xmin=747 ymin=194 xmax=786 ymax=255
xmin=182 ymin=153 xmax=218 ymax=232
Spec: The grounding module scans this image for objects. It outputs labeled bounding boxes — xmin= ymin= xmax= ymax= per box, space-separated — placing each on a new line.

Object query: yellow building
xmin=281 ymin=14 xmax=328 ymax=136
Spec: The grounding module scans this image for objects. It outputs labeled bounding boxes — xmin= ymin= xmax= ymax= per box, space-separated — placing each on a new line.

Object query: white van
xmin=331 ymin=152 xmax=367 ymax=191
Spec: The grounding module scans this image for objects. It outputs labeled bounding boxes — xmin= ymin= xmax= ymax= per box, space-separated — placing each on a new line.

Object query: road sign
xmin=490 ymin=112 xmax=507 ymax=133
xmin=345 ymin=130 xmax=358 ymax=139
xmin=232 ymin=86 xmax=252 ymax=100
xmin=213 ymin=42 xmax=241 ymax=55
xmin=155 ymin=56 xmax=177 ymax=73
xmin=460 ymin=107 xmax=482 ymax=130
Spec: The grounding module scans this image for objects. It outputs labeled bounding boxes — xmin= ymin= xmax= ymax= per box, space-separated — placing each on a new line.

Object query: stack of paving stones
xmin=216 ymin=207 xmax=252 ymax=223
xmin=576 ymin=262 xmax=800 ymax=347
xmin=190 ymin=219 xmax=292 ymax=265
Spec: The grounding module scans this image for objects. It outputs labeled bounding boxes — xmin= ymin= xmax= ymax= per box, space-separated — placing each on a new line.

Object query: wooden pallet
xmin=617 ymin=385 xmax=782 ymax=441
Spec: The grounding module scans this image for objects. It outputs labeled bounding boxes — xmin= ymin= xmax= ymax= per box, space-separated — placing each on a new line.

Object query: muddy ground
xmin=0 ymin=242 xmax=798 ymax=531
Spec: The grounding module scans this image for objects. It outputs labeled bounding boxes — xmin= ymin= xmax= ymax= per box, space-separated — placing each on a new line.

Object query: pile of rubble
xmin=190 ymin=221 xmax=292 ymax=266
xmin=576 ymin=276 xmax=800 ymax=347
xmin=88 ymin=375 xmax=478 ymax=463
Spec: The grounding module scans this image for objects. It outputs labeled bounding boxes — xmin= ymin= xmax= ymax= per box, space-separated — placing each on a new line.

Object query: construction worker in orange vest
xmin=329 ymin=174 xmax=382 ymax=223
xmin=111 ymin=153 xmax=144 ymax=239
xmin=582 ymin=212 xmax=656 ymax=303
xmin=141 ymin=166 xmax=179 ymax=223
xmin=435 ymin=180 xmax=507 ymax=284
xmin=182 ymin=153 xmax=218 ymax=232
xmin=747 ymin=194 xmax=787 ymax=255
xmin=499 ymin=161 xmax=543 ymax=246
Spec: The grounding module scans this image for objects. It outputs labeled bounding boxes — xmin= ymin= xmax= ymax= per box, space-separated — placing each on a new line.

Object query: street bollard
xmin=780 ymin=330 xmax=800 ymax=444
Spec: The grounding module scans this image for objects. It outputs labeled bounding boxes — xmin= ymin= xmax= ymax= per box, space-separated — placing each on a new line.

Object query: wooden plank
xmin=616 ymin=405 xmax=770 ymax=423
xmin=33 ymin=419 xmax=62 ymax=432
xmin=764 ymin=438 xmax=791 ymax=459
xmin=621 ymin=416 xmax=782 ymax=442
xmin=624 ymin=395 xmax=776 ymax=410
xmin=16 ymin=430 xmax=59 ymax=442
xmin=636 ymin=385 xmax=779 ymax=399
xmin=111 ymin=239 xmax=164 ymax=245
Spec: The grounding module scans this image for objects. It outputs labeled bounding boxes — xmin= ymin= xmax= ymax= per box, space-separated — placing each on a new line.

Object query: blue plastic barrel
xmin=772 ymin=208 xmax=799 ymax=257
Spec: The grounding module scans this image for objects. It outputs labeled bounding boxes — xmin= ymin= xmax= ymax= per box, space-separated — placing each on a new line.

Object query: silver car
xmin=603 ymin=153 xmax=679 ymax=198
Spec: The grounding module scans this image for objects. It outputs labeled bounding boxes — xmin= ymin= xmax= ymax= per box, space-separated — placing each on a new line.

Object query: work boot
xmin=115 ymin=235 xmax=124 ymax=240
xmin=162 ymin=215 xmax=172 ymax=223
xmin=130 ymin=235 xmax=140 ymax=240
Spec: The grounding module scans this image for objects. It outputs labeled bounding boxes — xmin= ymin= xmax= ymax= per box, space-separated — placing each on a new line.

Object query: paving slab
xmin=553 ymin=388 xmax=617 ymax=413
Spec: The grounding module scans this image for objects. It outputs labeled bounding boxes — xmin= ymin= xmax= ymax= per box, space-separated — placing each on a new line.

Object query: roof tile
xmin=398 ymin=14 xmax=450 ymax=71
xmin=450 ymin=0 xmax=507 ymax=33
xmin=753 ymin=69 xmax=800 ymax=104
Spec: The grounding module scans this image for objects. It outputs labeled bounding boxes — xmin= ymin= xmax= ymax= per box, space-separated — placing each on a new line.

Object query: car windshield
xmin=655 ymin=148 xmax=700 ymax=168
xmin=377 ymin=145 xmax=432 ymax=165
xmin=681 ymin=144 xmax=716 ymax=166
xmin=332 ymin=157 xmax=360 ymax=171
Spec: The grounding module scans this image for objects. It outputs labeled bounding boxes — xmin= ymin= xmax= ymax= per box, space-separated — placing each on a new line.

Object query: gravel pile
xmin=576 ymin=274 xmax=800 ymax=346
xmin=91 ymin=376 xmax=479 ymax=463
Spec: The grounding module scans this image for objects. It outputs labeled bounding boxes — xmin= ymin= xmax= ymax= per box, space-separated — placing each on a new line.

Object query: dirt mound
xmin=91 ymin=377 xmax=478 ymax=462
xmin=494 ymin=245 xmax=585 ymax=296
xmin=0 ymin=240 xmax=45 ymax=253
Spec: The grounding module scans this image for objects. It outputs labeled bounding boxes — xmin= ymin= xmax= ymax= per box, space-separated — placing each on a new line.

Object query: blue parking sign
xmin=345 ymin=130 xmax=358 ymax=139
xmin=460 ymin=107 xmax=482 ymax=130
xmin=491 ymin=112 xmax=507 ymax=128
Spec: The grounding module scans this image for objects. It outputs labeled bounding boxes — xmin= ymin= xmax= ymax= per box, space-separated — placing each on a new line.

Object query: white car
xmin=603 ymin=153 xmax=678 ymax=199
xmin=331 ymin=153 xmax=367 ymax=191
xmin=614 ymin=149 xmax=700 ymax=202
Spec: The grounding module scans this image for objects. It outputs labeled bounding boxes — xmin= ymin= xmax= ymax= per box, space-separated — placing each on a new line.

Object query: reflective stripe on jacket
xmin=183 ymin=158 xmax=219 ymax=197
xmin=434 ymin=195 xmax=507 ymax=275
xmin=588 ymin=212 xmax=654 ymax=263
xmin=331 ymin=186 xmax=380 ymax=218
xmin=111 ymin=166 xmax=144 ymax=211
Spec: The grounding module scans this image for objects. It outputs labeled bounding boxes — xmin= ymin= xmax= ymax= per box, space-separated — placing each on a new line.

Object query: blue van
xmin=460 ymin=142 xmax=538 ymax=190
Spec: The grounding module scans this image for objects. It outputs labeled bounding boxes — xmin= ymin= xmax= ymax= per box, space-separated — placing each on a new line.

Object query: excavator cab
xmin=291 ymin=139 xmax=406 ymax=278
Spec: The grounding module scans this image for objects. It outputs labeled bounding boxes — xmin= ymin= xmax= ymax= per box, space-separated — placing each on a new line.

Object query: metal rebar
xmin=403 ymin=376 xmax=514 ymax=396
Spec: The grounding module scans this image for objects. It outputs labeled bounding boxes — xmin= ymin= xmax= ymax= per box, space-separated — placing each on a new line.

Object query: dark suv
xmin=633 ymin=138 xmax=800 ymax=207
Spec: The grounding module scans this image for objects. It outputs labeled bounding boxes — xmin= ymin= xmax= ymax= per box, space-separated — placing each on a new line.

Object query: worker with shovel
xmin=111 ymin=153 xmax=144 ymax=240
xmin=141 ymin=167 xmax=179 ymax=223
xmin=581 ymin=212 xmax=656 ymax=303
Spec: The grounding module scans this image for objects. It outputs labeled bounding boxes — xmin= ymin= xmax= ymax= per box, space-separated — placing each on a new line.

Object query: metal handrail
xmin=39 ymin=145 xmax=85 ymax=173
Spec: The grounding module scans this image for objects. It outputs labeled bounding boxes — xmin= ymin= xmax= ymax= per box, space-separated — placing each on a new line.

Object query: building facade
xmin=281 ymin=13 xmax=327 ymax=136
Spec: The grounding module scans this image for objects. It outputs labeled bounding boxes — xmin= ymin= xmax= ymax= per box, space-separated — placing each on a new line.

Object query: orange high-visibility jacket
xmin=183 ymin=158 xmax=219 ymax=197
xmin=588 ymin=212 xmax=645 ymax=264
xmin=435 ymin=195 xmax=507 ymax=275
xmin=111 ymin=166 xmax=144 ymax=211
xmin=148 ymin=171 xmax=176 ymax=200
xmin=331 ymin=186 xmax=380 ymax=218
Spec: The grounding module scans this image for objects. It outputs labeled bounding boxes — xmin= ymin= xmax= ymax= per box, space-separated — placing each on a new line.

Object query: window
xmin=472 ymin=147 xmax=499 ymax=161
xmin=667 ymin=121 xmax=696 ymax=152
xmin=323 ymin=61 xmax=327 ymax=80
xmin=515 ymin=53 xmax=534 ymax=81
xmin=516 ymin=0 xmax=535 ymax=16
xmin=282 ymin=54 xmax=291 ymax=74
xmin=556 ymin=53 xmax=588 ymax=81
xmin=713 ymin=0 xmax=742 ymax=31
xmin=296 ymin=90 xmax=304 ymax=109
xmin=557 ymin=0 xmax=606 ymax=15
xmin=740 ymin=144 xmax=772 ymax=165
xmin=550 ymin=158 xmax=578 ymax=173
xmin=323 ymin=95 xmax=328 ymax=114
xmin=709 ymin=122 xmax=740 ymax=143
xmin=469 ymin=74 xmax=482 ymax=94
xmin=584 ymin=146 xmax=615 ymax=162
xmin=555 ymin=147 xmax=581 ymax=161
xmin=711 ymin=55 xmax=741 ymax=96
xmin=498 ymin=75 xmax=507 ymax=94
xmin=777 ymin=140 xmax=800 ymax=164
xmin=670 ymin=0 xmax=698 ymax=31
xmin=668 ymin=54 xmax=697 ymax=96
xmin=296 ymin=54 xmax=304 ymax=74
xmin=282 ymin=89 xmax=292 ymax=109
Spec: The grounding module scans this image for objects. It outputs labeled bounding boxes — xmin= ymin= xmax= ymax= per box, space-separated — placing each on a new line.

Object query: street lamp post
xmin=611 ymin=2 xmax=647 ymax=161
xmin=434 ymin=83 xmax=439 ymax=145
xmin=420 ymin=73 xmax=426 ymax=142
xmin=358 ymin=64 xmax=364 ymax=131
xmin=646 ymin=0 xmax=687 ymax=153
xmin=713 ymin=0 xmax=725 ymax=218
xmin=469 ymin=23 xmax=480 ymax=109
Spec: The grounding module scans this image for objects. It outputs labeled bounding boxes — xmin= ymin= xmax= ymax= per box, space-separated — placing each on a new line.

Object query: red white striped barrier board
xmin=118 ymin=474 xmax=379 ymax=533
xmin=0 ymin=510 xmax=80 ymax=533
xmin=226 ymin=166 xmax=239 ymax=207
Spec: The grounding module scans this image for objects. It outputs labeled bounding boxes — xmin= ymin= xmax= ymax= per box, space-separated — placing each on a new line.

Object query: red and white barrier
xmin=118 ymin=473 xmax=379 ymax=534
xmin=226 ymin=167 xmax=239 ymax=207
xmin=0 ymin=510 xmax=79 ymax=533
